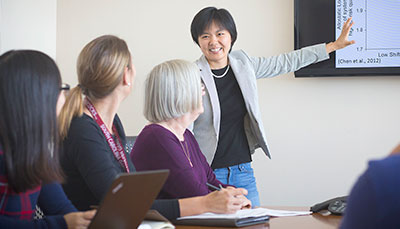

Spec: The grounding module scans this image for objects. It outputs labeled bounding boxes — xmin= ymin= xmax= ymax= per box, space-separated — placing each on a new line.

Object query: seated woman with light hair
xmin=60 ymin=35 xmax=250 ymax=220
xmin=131 ymin=59 xmax=251 ymax=207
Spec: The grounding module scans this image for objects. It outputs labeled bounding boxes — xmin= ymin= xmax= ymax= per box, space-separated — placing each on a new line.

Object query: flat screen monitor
xmin=294 ymin=0 xmax=400 ymax=77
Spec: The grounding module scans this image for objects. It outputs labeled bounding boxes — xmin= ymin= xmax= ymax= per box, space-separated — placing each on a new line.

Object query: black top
xmin=211 ymin=66 xmax=252 ymax=169
xmin=61 ymin=114 xmax=180 ymax=219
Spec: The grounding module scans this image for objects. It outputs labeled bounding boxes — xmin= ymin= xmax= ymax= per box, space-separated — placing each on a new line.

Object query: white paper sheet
xmin=138 ymin=220 xmax=175 ymax=229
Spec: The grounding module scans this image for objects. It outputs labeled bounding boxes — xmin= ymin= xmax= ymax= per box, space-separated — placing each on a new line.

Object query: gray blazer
xmin=192 ymin=43 xmax=329 ymax=164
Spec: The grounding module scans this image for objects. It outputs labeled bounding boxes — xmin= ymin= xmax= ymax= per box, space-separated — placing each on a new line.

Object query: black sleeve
xmin=63 ymin=115 xmax=122 ymax=201
xmin=151 ymin=199 xmax=180 ymax=220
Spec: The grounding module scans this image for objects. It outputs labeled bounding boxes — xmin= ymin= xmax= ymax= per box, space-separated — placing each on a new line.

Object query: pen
xmin=206 ymin=182 xmax=221 ymax=191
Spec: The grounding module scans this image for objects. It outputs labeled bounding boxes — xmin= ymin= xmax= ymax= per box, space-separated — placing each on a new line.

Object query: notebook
xmin=88 ymin=170 xmax=169 ymax=229
xmin=173 ymin=208 xmax=270 ymax=227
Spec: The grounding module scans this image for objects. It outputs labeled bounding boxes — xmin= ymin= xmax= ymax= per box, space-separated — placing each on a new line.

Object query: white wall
xmin=0 ymin=0 xmax=56 ymax=58
xmin=56 ymin=0 xmax=400 ymax=206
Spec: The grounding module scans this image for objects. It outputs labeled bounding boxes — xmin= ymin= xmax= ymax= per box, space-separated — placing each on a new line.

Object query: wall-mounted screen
xmin=294 ymin=0 xmax=400 ymax=77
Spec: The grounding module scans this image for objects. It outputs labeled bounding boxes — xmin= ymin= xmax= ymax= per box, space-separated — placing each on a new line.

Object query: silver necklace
xmin=211 ymin=65 xmax=230 ymax=78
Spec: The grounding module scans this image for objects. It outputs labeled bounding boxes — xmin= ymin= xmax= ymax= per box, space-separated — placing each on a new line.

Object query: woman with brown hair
xmin=59 ymin=35 xmax=250 ymax=220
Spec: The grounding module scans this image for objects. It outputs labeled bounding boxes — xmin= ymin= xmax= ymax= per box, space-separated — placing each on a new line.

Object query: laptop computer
xmin=88 ymin=170 xmax=169 ymax=229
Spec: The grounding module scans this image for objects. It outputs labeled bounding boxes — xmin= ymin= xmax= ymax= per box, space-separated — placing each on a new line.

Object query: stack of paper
xmin=174 ymin=207 xmax=312 ymax=227
xmin=178 ymin=207 xmax=311 ymax=219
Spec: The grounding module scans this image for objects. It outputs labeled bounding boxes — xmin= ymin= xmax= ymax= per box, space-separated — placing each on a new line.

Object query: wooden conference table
xmin=175 ymin=207 xmax=342 ymax=229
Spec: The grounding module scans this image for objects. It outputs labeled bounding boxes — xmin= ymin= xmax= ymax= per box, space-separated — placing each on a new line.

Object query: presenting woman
xmin=0 ymin=50 xmax=95 ymax=228
xmin=59 ymin=35 xmax=251 ymax=220
xmin=131 ymin=60 xmax=250 ymax=205
xmin=190 ymin=6 xmax=355 ymax=206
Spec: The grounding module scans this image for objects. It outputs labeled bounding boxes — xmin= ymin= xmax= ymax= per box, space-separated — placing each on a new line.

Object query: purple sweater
xmin=131 ymin=124 xmax=226 ymax=199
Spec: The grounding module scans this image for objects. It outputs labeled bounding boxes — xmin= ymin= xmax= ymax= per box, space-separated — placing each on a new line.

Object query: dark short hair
xmin=190 ymin=7 xmax=238 ymax=50
xmin=0 ymin=50 xmax=64 ymax=193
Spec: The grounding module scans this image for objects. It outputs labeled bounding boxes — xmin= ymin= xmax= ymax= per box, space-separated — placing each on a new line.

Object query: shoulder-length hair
xmin=0 ymin=50 xmax=64 ymax=193
xmin=144 ymin=59 xmax=202 ymax=123
xmin=58 ymin=35 xmax=131 ymax=139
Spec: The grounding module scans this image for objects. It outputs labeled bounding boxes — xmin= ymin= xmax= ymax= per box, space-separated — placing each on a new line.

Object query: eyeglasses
xmin=60 ymin=83 xmax=70 ymax=91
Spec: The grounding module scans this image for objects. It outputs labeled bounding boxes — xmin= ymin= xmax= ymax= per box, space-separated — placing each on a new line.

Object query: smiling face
xmin=198 ymin=22 xmax=232 ymax=69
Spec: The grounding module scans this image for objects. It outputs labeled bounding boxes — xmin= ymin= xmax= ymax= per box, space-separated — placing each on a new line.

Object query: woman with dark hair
xmin=0 ymin=50 xmax=95 ymax=228
xmin=59 ymin=35 xmax=251 ymax=220
xmin=190 ymin=6 xmax=355 ymax=206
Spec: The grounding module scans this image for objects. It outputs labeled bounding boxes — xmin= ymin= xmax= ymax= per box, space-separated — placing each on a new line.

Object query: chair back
xmin=125 ymin=136 xmax=137 ymax=154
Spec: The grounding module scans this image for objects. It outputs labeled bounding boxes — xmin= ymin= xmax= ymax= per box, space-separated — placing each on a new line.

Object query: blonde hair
xmin=144 ymin=59 xmax=202 ymax=123
xmin=59 ymin=35 xmax=131 ymax=138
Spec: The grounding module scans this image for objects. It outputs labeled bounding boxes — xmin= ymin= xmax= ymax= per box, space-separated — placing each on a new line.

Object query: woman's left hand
xmin=326 ymin=17 xmax=356 ymax=53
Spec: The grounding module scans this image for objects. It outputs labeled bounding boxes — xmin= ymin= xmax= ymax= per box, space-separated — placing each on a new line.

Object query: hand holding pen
xmin=205 ymin=182 xmax=252 ymax=212
xmin=206 ymin=182 xmax=223 ymax=191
